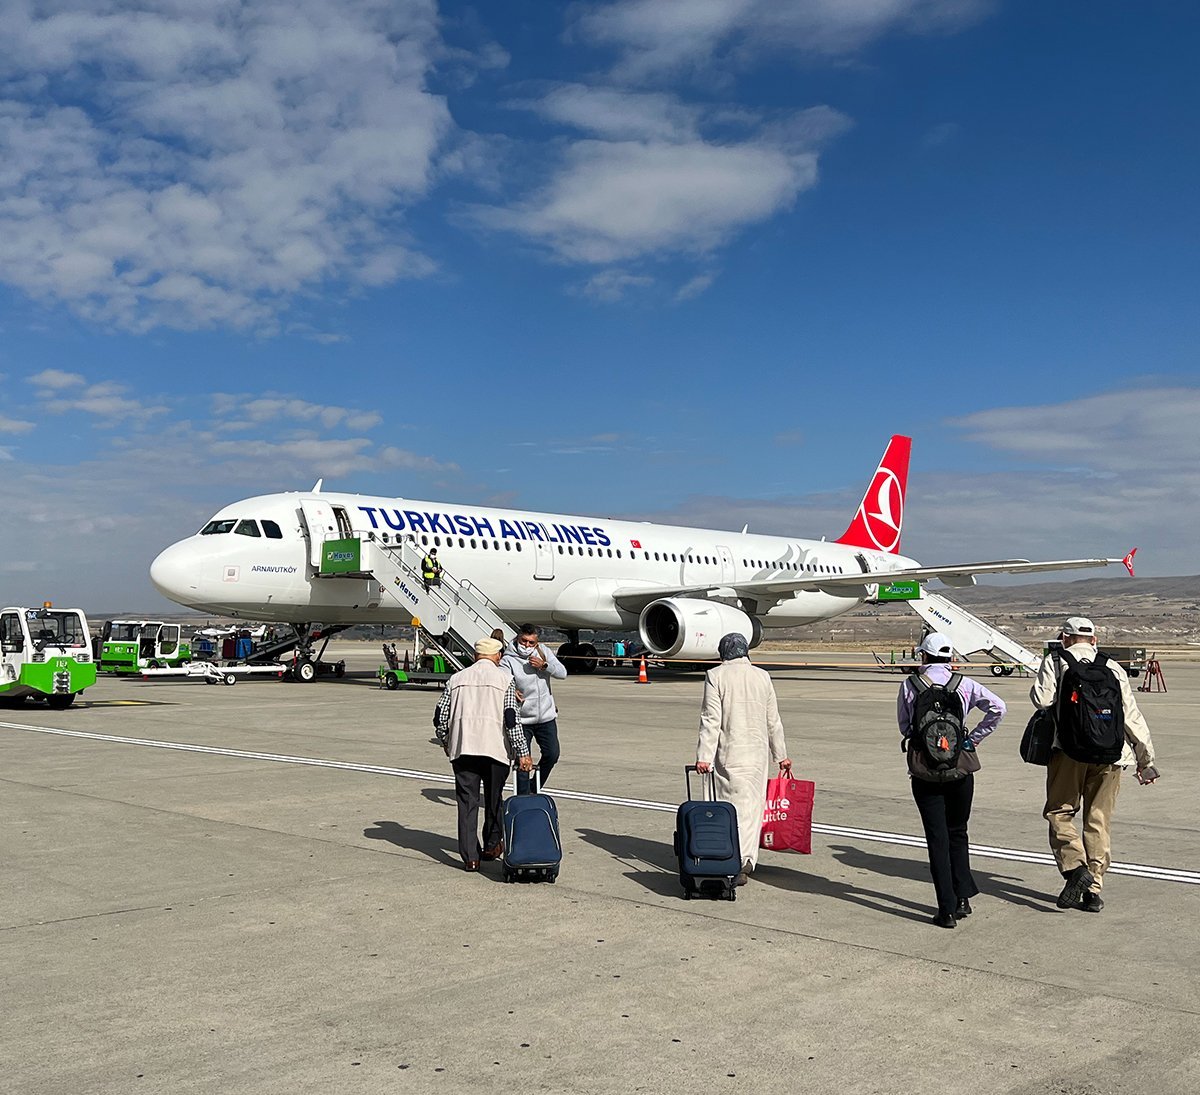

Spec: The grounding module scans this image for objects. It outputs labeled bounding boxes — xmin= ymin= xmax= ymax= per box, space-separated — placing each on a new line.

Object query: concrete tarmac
xmin=3 ymin=646 xmax=1198 ymax=1094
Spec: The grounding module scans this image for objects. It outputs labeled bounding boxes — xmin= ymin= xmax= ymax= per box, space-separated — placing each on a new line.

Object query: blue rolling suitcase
xmin=502 ymin=772 xmax=561 ymax=883
xmin=674 ymin=766 xmax=741 ymax=901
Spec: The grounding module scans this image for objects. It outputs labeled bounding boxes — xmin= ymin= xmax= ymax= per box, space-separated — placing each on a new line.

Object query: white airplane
xmin=149 ymin=435 xmax=1134 ymax=675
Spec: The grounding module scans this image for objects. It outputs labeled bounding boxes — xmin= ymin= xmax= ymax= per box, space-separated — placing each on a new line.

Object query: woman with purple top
xmin=898 ymin=631 xmax=1006 ymax=928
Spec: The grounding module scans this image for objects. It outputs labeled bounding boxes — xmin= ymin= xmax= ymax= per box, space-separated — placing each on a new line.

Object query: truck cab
xmin=0 ymin=605 xmax=97 ymax=708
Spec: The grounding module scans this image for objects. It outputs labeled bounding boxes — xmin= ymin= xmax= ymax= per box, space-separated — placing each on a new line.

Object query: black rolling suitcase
xmin=502 ymin=771 xmax=561 ymax=883
xmin=673 ymin=765 xmax=741 ymax=901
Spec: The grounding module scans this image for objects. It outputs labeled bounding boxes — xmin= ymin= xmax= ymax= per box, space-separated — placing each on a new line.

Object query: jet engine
xmin=638 ymin=598 xmax=762 ymax=661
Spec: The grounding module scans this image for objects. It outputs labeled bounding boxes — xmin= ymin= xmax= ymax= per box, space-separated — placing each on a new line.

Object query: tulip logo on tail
xmin=835 ymin=435 xmax=912 ymax=555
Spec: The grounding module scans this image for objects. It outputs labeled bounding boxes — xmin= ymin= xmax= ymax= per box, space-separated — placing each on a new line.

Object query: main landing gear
xmin=556 ymin=629 xmax=598 ymax=675
xmin=286 ymin=623 xmax=349 ymax=683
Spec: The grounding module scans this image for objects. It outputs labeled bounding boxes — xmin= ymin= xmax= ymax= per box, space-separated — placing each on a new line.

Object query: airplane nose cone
xmin=150 ymin=541 xmax=199 ymax=603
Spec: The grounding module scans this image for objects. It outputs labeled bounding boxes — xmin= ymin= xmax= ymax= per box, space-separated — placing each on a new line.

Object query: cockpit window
xmin=200 ymin=519 xmax=236 ymax=535
xmin=262 ymin=520 xmax=283 ymax=539
xmin=235 ymin=519 xmax=261 ymax=537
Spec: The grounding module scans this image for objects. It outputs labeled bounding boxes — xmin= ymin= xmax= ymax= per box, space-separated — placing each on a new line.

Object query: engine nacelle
xmin=638 ymin=598 xmax=762 ymax=661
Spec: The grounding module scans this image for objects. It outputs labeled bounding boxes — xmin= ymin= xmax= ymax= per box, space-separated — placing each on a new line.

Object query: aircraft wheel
xmin=295 ymin=658 xmax=317 ymax=683
xmin=224 ymin=674 xmax=237 ymax=686
xmin=577 ymin=643 xmax=599 ymax=674
xmin=47 ymin=693 xmax=77 ymax=709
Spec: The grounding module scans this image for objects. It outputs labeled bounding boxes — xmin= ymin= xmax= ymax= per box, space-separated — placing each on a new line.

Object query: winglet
xmin=835 ymin=435 xmax=912 ymax=555
xmin=1123 ymin=547 xmax=1138 ymax=577
xmin=312 ymin=479 xmax=324 ymax=492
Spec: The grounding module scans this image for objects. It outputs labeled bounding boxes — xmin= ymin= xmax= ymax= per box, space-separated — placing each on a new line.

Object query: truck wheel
xmin=295 ymin=658 xmax=317 ymax=683
xmin=385 ymin=674 xmax=400 ymax=691
xmin=224 ymin=674 xmax=237 ymax=686
xmin=47 ymin=693 xmax=77 ymax=709
xmin=991 ymin=664 xmax=1005 ymax=677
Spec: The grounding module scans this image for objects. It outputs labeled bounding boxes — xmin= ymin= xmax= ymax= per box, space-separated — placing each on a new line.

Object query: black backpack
xmin=907 ymin=673 xmax=970 ymax=782
xmin=1055 ymin=649 xmax=1125 ymax=764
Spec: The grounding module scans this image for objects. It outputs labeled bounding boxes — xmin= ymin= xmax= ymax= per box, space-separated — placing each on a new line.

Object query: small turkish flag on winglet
xmin=1123 ymin=547 xmax=1138 ymax=577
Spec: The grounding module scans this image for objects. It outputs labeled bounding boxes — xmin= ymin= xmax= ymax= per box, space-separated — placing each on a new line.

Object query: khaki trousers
xmin=1044 ymin=752 xmax=1122 ymax=891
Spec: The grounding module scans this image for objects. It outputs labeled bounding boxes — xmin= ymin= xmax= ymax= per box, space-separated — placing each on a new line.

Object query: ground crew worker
xmin=421 ymin=547 xmax=443 ymax=592
xmin=1031 ymin=616 xmax=1158 ymax=912
xmin=695 ymin=632 xmax=791 ymax=887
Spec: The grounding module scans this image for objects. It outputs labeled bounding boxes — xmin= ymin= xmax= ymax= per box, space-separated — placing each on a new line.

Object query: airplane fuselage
xmin=150 ymin=490 xmax=917 ymax=631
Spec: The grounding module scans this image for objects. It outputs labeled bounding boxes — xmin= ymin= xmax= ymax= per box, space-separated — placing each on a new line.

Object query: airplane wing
xmin=611 ymin=556 xmax=1127 ymax=613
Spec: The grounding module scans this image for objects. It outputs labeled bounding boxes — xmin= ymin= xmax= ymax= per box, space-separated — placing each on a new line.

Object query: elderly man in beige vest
xmin=1031 ymin=616 xmax=1158 ymax=912
xmin=435 ymin=637 xmax=532 ymax=871
xmin=696 ymin=632 xmax=791 ymax=886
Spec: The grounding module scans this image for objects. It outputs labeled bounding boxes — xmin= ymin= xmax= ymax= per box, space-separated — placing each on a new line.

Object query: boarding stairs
xmin=906 ymin=590 xmax=1042 ymax=674
xmin=315 ymin=535 xmax=518 ymax=671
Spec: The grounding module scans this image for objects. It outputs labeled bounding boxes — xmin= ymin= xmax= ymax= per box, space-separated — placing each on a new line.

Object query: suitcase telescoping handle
xmin=515 ymin=765 xmax=542 ymax=795
xmin=684 ymin=764 xmax=717 ymax=802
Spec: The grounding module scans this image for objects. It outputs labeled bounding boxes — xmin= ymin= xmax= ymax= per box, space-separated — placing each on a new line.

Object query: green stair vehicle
xmin=0 ymin=604 xmax=98 ymax=709
xmin=98 ymin=620 xmax=192 ymax=674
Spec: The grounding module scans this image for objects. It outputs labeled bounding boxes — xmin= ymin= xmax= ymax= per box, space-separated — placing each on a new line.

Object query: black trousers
xmin=452 ymin=755 xmax=510 ymax=863
xmin=911 ymin=774 xmax=979 ymax=915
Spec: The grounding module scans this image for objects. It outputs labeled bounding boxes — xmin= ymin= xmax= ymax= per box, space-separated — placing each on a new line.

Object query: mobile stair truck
xmin=0 ymin=604 xmax=97 ymax=708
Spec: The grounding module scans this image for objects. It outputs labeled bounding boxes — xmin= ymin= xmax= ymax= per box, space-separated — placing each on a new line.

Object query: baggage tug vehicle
xmin=0 ymin=604 xmax=97 ymax=708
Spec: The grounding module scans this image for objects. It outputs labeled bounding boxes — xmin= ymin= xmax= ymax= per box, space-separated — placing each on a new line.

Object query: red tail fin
xmin=834 ymin=435 xmax=912 ymax=554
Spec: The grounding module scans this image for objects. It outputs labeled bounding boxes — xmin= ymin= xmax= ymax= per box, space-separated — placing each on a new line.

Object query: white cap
xmin=918 ymin=632 xmax=954 ymax=658
xmin=474 ymin=637 xmax=503 ymax=655
xmin=1062 ymin=616 xmax=1095 ymax=637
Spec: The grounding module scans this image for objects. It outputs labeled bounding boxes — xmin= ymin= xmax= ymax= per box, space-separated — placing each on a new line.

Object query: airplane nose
xmin=150 ymin=540 xmax=199 ymax=603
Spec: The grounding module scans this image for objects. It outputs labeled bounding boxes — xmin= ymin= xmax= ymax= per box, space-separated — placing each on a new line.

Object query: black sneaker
xmin=1056 ymin=865 xmax=1095 ymax=909
xmin=954 ymin=899 xmax=973 ymax=919
xmin=1079 ymin=892 xmax=1104 ymax=913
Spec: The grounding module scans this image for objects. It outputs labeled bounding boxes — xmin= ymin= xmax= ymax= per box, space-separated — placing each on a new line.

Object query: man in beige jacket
xmin=434 ymin=637 xmax=532 ymax=871
xmin=696 ymin=632 xmax=791 ymax=886
xmin=1031 ymin=616 xmax=1158 ymax=912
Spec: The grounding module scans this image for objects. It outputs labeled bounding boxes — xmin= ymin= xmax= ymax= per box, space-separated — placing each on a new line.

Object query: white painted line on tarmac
xmin=5 ymin=721 xmax=1199 ymax=887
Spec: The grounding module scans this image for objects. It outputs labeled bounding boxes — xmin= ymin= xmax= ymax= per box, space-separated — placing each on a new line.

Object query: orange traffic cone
xmin=637 ymin=656 xmax=649 ymax=684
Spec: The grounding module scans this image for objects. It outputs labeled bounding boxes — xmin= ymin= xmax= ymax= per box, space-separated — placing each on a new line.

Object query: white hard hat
xmin=918 ymin=632 xmax=954 ymax=658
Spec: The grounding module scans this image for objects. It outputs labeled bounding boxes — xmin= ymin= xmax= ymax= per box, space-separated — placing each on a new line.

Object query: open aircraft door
xmin=534 ymin=541 xmax=555 ymax=581
xmin=298 ymin=499 xmax=339 ymax=567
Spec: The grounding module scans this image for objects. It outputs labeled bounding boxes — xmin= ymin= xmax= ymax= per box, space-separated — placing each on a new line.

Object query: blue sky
xmin=0 ymin=1 xmax=1197 ymax=611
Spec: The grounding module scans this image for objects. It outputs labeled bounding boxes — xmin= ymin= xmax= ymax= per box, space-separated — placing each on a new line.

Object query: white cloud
xmin=211 ymin=394 xmax=384 ymax=432
xmin=30 ymin=376 xmax=170 ymax=424
xmin=516 ymin=84 xmax=703 ymax=141
xmin=472 ymin=134 xmax=822 ymax=264
xmin=577 ymin=269 xmax=655 ymax=301
xmin=0 ymin=0 xmax=455 ymax=331
xmin=0 ymin=414 xmax=35 ymax=434
xmin=675 ymin=271 xmax=717 ymax=301
xmin=950 ymin=387 xmax=1200 ymax=474
xmin=573 ymin=0 xmax=994 ymax=81
xmin=28 ymin=368 xmax=85 ymax=390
